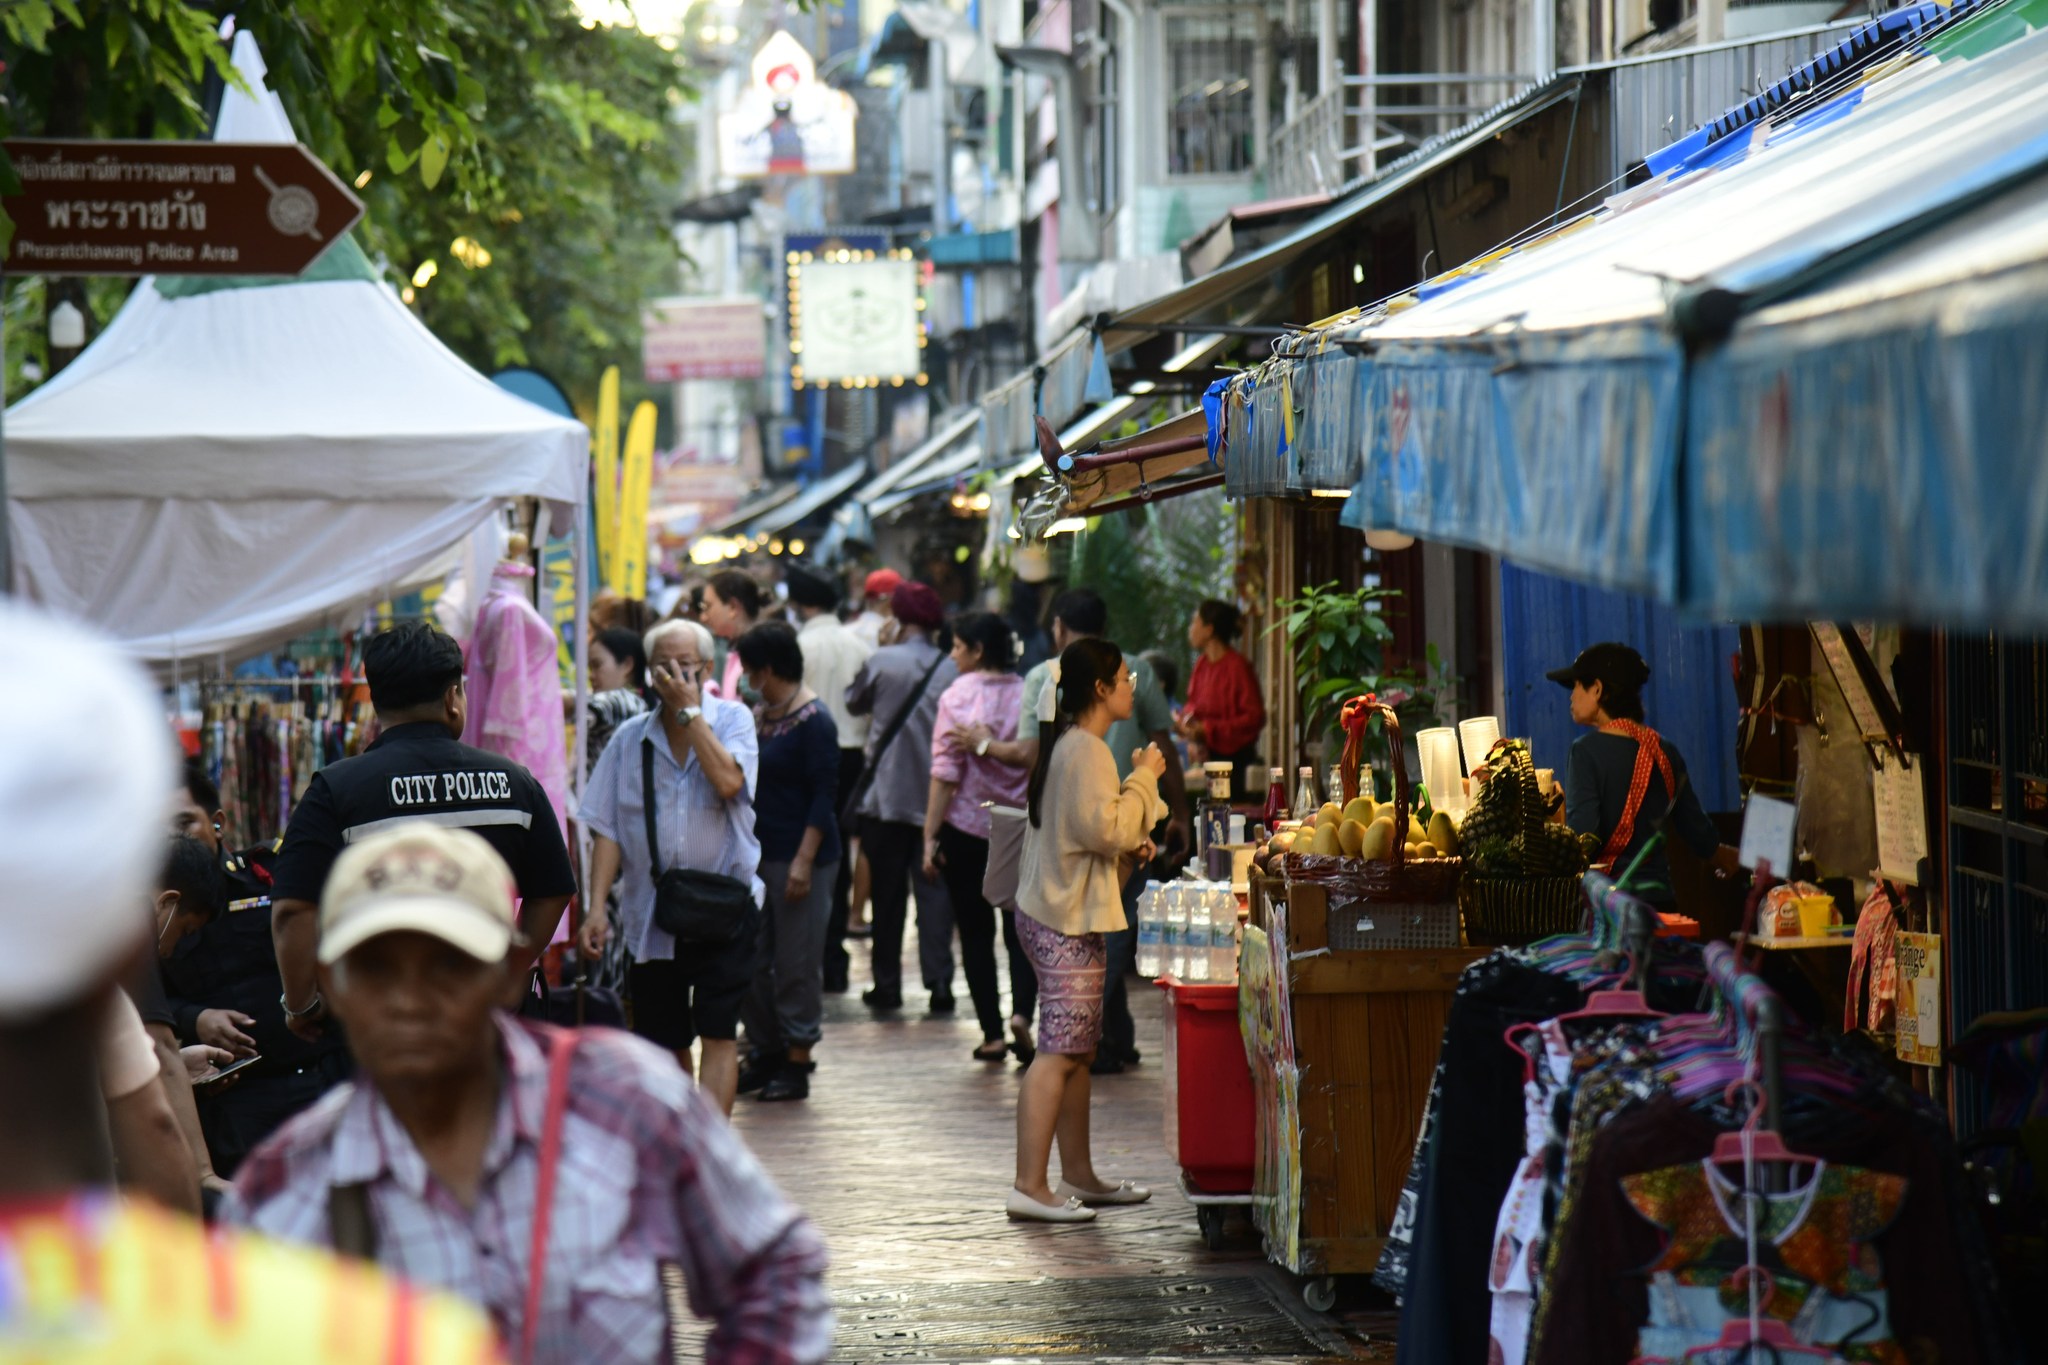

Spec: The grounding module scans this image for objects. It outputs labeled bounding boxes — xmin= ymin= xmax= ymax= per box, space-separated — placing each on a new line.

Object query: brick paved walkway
xmin=718 ymin=942 xmax=1392 ymax=1362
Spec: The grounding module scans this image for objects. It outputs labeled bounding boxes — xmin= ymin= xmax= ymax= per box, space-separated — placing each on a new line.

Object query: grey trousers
xmin=743 ymin=858 xmax=839 ymax=1054
xmin=862 ymin=818 xmax=956 ymax=992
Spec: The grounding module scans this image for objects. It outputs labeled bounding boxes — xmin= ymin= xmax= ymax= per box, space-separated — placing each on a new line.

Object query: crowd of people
xmin=0 ymin=561 xmax=1271 ymax=1357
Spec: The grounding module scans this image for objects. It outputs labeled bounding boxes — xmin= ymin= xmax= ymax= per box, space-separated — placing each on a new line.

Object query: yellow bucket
xmin=1795 ymin=895 xmax=1835 ymax=939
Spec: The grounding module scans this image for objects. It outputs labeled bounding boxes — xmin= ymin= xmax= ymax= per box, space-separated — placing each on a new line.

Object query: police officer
xmin=162 ymin=762 xmax=352 ymax=1176
xmin=270 ymin=621 xmax=576 ymax=1040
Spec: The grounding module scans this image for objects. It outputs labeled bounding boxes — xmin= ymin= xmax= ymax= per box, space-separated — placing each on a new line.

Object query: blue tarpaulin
xmin=1347 ymin=329 xmax=1684 ymax=599
xmin=1685 ymin=173 xmax=2048 ymax=626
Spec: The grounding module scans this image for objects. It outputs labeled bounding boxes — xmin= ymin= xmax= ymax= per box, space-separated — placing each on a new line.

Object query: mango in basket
xmin=1270 ymin=831 xmax=1295 ymax=855
xmin=1309 ymin=822 xmax=1343 ymax=857
xmin=1341 ymin=795 xmax=1377 ymax=827
xmin=1412 ymin=841 xmax=1440 ymax=859
xmin=1361 ymin=816 xmax=1397 ymax=862
xmin=1427 ymin=810 xmax=1461 ymax=857
xmin=1337 ymin=819 xmax=1368 ymax=856
xmin=1316 ymin=802 xmax=1342 ymax=828
xmin=1406 ymin=815 xmax=1429 ymax=845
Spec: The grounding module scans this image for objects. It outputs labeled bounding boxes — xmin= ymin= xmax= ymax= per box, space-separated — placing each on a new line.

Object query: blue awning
xmin=1685 ymin=171 xmax=2048 ymax=627
xmin=1219 ymin=19 xmax=2048 ymax=620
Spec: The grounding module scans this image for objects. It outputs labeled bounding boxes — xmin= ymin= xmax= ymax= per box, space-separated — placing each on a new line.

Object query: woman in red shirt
xmin=1179 ymin=599 xmax=1266 ymax=800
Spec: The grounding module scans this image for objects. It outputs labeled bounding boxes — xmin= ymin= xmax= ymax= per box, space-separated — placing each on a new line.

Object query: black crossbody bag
xmin=840 ymin=652 xmax=946 ymax=826
xmin=642 ymin=736 xmax=754 ymax=945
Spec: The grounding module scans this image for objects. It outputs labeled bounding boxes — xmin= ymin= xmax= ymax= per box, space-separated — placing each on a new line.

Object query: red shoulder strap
xmin=520 ymin=1027 xmax=580 ymax=1365
xmin=1596 ymin=721 xmax=1676 ymax=871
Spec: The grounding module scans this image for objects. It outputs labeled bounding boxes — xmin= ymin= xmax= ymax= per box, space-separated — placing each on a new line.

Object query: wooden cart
xmin=1242 ymin=876 xmax=1481 ymax=1308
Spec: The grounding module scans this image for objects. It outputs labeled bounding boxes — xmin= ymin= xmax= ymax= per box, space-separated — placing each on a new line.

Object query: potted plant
xmin=1268 ymin=581 xmax=1457 ymax=797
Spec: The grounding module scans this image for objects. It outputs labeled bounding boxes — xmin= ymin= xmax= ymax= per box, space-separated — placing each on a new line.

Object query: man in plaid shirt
xmin=225 ymin=823 xmax=831 ymax=1365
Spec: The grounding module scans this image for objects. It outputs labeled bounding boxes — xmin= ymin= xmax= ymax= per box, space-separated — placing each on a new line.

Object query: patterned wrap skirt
xmin=1013 ymin=910 xmax=1107 ymax=1055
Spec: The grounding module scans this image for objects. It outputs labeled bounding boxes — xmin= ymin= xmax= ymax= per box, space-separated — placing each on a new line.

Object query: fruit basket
xmin=1457 ymin=738 xmax=1593 ymax=945
xmin=1278 ymin=697 xmax=1462 ymax=945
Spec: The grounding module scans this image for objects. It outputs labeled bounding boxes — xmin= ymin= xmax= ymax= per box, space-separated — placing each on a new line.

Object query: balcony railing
xmin=1270 ymin=72 xmax=1534 ymax=198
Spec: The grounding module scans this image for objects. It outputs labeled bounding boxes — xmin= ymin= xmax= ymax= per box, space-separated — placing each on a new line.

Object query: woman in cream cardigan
xmin=1008 ymin=638 xmax=1167 ymax=1223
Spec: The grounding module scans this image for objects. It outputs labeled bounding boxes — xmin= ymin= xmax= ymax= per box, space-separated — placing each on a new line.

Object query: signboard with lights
xmin=717 ymin=31 xmax=856 ymax=178
xmin=786 ymin=246 xmax=927 ymax=389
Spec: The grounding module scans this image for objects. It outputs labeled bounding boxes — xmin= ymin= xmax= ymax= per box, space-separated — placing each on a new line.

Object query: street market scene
xmin=2 ymin=0 xmax=2046 ymax=1360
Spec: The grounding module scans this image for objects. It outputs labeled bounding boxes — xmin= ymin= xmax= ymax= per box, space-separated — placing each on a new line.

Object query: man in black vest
xmin=269 ymin=621 xmax=576 ymax=1040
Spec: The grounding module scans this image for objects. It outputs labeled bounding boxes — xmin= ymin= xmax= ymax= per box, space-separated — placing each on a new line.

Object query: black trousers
xmin=824 ymin=747 xmax=865 ymax=987
xmin=936 ymin=823 xmax=1004 ymax=1041
xmin=861 ymin=817 xmax=951 ymax=992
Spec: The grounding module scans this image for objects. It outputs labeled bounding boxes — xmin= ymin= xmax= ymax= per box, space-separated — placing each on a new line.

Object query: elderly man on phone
xmin=579 ymin=619 xmax=763 ymax=1114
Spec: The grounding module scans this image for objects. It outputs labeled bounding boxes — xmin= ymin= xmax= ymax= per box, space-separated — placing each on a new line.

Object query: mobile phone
xmin=194 ymin=1054 xmax=262 ymax=1088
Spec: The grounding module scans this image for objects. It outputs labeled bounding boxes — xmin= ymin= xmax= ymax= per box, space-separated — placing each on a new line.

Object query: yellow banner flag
xmin=617 ymin=400 xmax=657 ymax=600
xmin=592 ymin=366 xmax=622 ymax=593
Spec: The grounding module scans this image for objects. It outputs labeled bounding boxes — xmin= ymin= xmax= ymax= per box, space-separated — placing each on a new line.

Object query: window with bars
xmin=1164 ymin=8 xmax=1261 ymax=175
xmin=1944 ymin=633 xmax=2048 ymax=1128
xmin=1090 ymin=5 xmax=1122 ymax=213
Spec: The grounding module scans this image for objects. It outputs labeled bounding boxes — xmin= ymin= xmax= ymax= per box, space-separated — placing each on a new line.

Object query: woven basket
xmin=1459 ymin=875 xmax=1586 ymax=947
xmin=1336 ymin=697 xmax=1463 ymax=905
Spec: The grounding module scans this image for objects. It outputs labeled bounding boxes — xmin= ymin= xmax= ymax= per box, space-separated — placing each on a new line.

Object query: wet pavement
xmin=716 ymin=942 xmax=1393 ymax=1362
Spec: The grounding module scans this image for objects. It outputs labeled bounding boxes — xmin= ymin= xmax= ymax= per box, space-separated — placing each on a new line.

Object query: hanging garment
xmin=1488 ymin=1024 xmax=1574 ymax=1365
xmin=462 ymin=562 xmax=571 ymax=848
xmin=1622 ymin=1161 xmax=1907 ymax=1364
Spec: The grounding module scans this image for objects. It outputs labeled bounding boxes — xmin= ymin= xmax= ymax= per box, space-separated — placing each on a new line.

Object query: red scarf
xmin=1597 ymin=719 xmax=1675 ymax=871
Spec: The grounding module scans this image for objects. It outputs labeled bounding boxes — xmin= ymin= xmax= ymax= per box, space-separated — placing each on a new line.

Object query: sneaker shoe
xmin=862 ymin=986 xmax=903 ymax=1010
xmin=928 ymin=989 xmax=956 ymax=1015
xmin=737 ymin=1056 xmax=777 ymax=1094
xmin=758 ymin=1066 xmax=811 ymax=1102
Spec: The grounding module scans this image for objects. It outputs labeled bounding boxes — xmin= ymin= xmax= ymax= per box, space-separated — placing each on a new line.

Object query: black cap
xmin=782 ymin=563 xmax=838 ymax=611
xmin=1545 ymin=641 xmax=1650 ymax=693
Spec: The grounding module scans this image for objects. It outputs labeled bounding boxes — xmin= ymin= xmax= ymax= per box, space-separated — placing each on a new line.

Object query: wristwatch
xmin=975 ymin=735 xmax=992 ymax=757
xmin=675 ymin=705 xmax=702 ymax=728
xmin=281 ymin=990 xmax=325 ymax=1021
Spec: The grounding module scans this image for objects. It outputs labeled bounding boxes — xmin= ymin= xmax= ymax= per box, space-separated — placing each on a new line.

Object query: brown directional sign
xmin=1 ymin=139 xmax=365 ymax=277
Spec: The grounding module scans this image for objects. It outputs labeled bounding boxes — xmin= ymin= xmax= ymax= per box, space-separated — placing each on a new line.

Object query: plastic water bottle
xmin=1135 ymin=884 xmax=1164 ymax=978
xmin=1164 ymin=884 xmax=1189 ymax=980
xmin=1184 ymin=889 xmax=1213 ymax=982
xmin=1210 ymin=887 xmax=1240 ymax=984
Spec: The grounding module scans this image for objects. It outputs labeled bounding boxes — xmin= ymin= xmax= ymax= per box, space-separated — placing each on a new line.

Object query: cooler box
xmin=1158 ymin=977 xmax=1255 ymax=1193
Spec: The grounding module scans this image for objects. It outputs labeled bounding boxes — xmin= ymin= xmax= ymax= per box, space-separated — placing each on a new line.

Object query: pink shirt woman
xmin=922 ymin=613 xmax=1029 ymax=1061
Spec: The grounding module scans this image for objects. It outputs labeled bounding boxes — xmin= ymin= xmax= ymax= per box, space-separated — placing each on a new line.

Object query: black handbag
xmin=642 ymin=737 xmax=754 ymax=945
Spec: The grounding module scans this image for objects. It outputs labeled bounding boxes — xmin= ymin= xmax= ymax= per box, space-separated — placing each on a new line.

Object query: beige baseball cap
xmin=318 ymin=823 xmax=519 ymax=966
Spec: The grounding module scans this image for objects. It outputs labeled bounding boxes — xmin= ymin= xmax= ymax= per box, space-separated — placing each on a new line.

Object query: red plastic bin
xmin=1157 ymin=977 xmax=1255 ymax=1194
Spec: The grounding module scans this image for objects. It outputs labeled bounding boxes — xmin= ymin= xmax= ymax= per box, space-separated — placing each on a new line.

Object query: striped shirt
xmin=225 ymin=1016 xmax=831 ymax=1365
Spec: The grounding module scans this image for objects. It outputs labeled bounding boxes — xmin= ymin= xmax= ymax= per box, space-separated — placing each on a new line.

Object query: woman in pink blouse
xmin=923 ymin=612 xmax=1029 ymax=1062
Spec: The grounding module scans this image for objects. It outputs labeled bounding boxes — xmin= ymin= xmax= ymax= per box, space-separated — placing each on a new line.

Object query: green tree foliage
xmin=0 ymin=0 xmax=690 ymax=400
xmin=1063 ymin=486 xmax=1238 ymax=696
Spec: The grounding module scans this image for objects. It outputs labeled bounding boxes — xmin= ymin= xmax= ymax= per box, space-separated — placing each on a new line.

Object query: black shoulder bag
xmin=840 ymin=651 xmax=947 ymax=826
xmin=642 ymin=736 xmax=755 ymax=945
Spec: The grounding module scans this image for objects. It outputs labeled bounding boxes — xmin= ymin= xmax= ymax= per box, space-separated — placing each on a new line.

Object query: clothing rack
xmin=1703 ymin=940 xmax=1786 ymax=1136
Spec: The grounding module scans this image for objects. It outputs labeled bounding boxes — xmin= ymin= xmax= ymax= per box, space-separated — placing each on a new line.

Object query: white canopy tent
xmin=3 ymin=31 xmax=590 ymax=669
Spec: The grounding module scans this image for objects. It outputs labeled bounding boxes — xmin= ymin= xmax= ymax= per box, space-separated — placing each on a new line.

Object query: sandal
xmin=1010 ymin=1015 xmax=1037 ymax=1068
xmin=973 ymin=1040 xmax=1010 ymax=1062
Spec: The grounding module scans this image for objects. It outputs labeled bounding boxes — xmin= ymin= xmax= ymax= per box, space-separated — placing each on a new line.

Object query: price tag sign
xmin=1895 ymin=932 xmax=1942 ymax=1066
xmin=1738 ymin=793 xmax=1796 ymax=876
xmin=1873 ymin=753 xmax=1929 ymax=886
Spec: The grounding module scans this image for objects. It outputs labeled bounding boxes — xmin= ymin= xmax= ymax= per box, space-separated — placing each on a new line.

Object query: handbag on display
xmin=642 ymin=739 xmax=754 ymax=945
